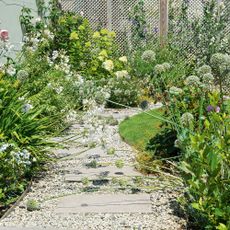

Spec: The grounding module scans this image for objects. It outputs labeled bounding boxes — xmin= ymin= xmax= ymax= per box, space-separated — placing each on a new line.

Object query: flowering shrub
xmin=19 ymin=3 xmax=141 ymax=109
xmin=106 ymin=77 xmax=141 ymax=108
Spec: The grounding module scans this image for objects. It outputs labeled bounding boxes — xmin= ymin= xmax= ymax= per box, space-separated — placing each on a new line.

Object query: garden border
xmin=0 ymin=180 xmax=33 ymax=220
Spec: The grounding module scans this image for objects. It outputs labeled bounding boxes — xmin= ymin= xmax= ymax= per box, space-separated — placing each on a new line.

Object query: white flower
xmin=22 ymin=103 xmax=33 ymax=113
xmin=0 ymin=143 xmax=11 ymax=152
xmin=17 ymin=69 xmax=29 ymax=82
xmin=115 ymin=70 xmax=129 ymax=79
xmin=119 ymin=56 xmax=128 ymax=63
xmin=169 ymin=86 xmax=183 ymax=96
xmin=102 ymin=60 xmax=114 ymax=71
xmin=55 ymin=86 xmax=63 ymax=94
xmin=219 ymin=2 xmax=225 ymax=10
xmin=184 ymin=75 xmax=201 ymax=86
xmin=181 ymin=112 xmax=194 ymax=126
xmin=35 ymin=17 xmax=41 ymax=23
xmin=141 ymin=50 xmax=156 ymax=62
xmin=6 ymin=65 xmax=16 ymax=76
xmin=52 ymin=50 xmax=59 ymax=60
xmin=197 ymin=65 xmax=212 ymax=76
xmin=154 ymin=64 xmax=165 ymax=74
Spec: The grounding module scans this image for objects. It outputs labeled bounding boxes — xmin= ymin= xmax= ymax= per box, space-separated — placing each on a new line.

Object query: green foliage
xmin=115 ymin=160 xmax=124 ymax=169
xmin=179 ymin=104 xmax=230 ymax=229
xmin=170 ymin=0 xmax=230 ymax=64
xmin=146 ymin=128 xmax=179 ymax=158
xmin=165 ymin=74 xmax=230 ymax=228
xmin=106 ymin=77 xmax=141 ymax=108
xmin=0 ymin=75 xmax=56 ymax=205
xmin=26 ymin=199 xmax=41 ymax=211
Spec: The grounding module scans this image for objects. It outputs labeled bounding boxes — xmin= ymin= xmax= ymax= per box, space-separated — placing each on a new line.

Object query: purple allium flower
xmin=207 ymin=105 xmax=214 ymax=112
xmin=215 ymin=106 xmax=220 ymax=113
xmin=153 ymin=27 xmax=159 ymax=33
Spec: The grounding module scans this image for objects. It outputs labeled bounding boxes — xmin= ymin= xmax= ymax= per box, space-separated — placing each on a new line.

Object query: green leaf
xmin=204 ymin=119 xmax=210 ymax=129
xmin=215 ymin=208 xmax=223 ymax=217
xmin=216 ymin=223 xmax=228 ymax=230
xmin=191 ymin=202 xmax=201 ymax=210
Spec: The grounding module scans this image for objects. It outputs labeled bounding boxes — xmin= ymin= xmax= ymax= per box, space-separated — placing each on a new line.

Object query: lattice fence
xmin=60 ymin=0 xmax=230 ymax=51
xmin=60 ymin=0 xmax=159 ymax=51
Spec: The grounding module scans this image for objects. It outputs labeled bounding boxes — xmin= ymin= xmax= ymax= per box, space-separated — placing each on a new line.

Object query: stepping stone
xmin=64 ymin=166 xmax=142 ymax=182
xmin=53 ymin=147 xmax=87 ymax=158
xmin=72 ymin=146 xmax=107 ymax=159
xmin=0 ymin=228 xmax=58 ymax=230
xmin=54 ymin=194 xmax=152 ymax=213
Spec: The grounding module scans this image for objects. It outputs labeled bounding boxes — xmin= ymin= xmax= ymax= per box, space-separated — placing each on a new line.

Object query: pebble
xmin=0 ymin=106 xmax=186 ymax=230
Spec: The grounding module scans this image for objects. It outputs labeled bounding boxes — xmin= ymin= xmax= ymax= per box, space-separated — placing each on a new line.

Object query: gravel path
xmin=0 ymin=105 xmax=187 ymax=230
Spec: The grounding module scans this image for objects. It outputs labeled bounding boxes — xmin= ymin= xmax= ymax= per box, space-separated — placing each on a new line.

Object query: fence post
xmin=159 ymin=0 xmax=168 ymax=47
xmin=107 ymin=0 xmax=112 ymax=31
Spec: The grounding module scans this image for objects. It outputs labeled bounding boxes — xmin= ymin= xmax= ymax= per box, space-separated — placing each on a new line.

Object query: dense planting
xmin=0 ymin=0 xmax=229 ymax=228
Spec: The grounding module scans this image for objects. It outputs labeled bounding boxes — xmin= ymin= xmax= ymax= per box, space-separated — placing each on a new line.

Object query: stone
xmin=64 ymin=166 xmax=142 ymax=182
xmin=54 ymin=194 xmax=152 ymax=213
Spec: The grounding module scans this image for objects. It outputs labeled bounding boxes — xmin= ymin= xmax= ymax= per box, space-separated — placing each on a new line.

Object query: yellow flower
xmin=102 ymin=60 xmax=114 ymax=71
xmin=58 ymin=17 xmax=66 ymax=24
xmin=119 ymin=56 xmax=128 ymax=63
xmin=93 ymin=31 xmax=101 ymax=38
xmin=109 ymin=31 xmax=116 ymax=38
xmin=99 ymin=49 xmax=108 ymax=57
xmin=85 ymin=41 xmax=91 ymax=47
xmin=100 ymin=29 xmax=109 ymax=35
xmin=70 ymin=31 xmax=79 ymax=40
xmin=98 ymin=56 xmax=104 ymax=61
xmin=78 ymin=25 xmax=85 ymax=31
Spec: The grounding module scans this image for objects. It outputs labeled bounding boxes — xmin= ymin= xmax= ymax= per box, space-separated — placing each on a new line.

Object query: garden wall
xmin=0 ymin=0 xmax=39 ymax=52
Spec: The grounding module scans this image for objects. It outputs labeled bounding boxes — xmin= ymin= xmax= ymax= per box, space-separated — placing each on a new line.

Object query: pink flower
xmin=215 ymin=106 xmax=220 ymax=113
xmin=0 ymin=30 xmax=9 ymax=41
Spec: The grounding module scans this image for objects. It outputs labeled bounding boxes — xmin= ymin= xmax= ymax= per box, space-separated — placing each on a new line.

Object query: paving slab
xmin=64 ymin=166 xmax=142 ymax=182
xmin=0 ymin=228 xmax=60 ymax=230
xmin=54 ymin=194 xmax=152 ymax=213
xmin=52 ymin=147 xmax=87 ymax=158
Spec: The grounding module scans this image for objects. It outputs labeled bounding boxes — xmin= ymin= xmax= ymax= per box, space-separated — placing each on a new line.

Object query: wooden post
xmin=107 ymin=0 xmax=112 ymax=31
xmin=159 ymin=0 xmax=168 ymax=47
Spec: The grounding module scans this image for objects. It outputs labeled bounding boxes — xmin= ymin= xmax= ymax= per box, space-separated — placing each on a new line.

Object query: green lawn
xmin=119 ymin=99 xmax=230 ymax=153
xmin=119 ymin=109 xmax=163 ymax=152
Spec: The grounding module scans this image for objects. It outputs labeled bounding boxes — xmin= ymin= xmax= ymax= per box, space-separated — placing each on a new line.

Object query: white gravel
xmin=0 ymin=105 xmax=187 ymax=230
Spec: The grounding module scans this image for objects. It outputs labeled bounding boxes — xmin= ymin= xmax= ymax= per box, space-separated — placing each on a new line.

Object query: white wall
xmin=0 ymin=0 xmax=38 ymax=51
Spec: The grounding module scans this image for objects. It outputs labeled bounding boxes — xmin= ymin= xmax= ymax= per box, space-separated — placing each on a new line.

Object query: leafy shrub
xmin=165 ymin=74 xmax=230 ymax=228
xmin=178 ymin=99 xmax=230 ymax=229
